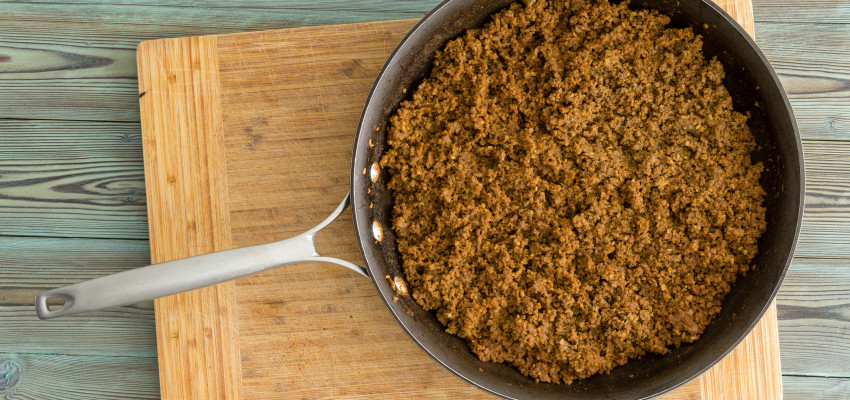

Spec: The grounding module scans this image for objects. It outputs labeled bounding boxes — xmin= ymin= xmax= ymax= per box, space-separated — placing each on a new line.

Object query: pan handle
xmin=35 ymin=193 xmax=366 ymax=319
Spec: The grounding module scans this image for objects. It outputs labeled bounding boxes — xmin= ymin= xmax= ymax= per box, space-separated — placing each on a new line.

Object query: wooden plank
xmin=0 ymin=236 xmax=156 ymax=358
xmin=753 ymin=0 xmax=850 ymax=24
xmin=137 ymin=36 xmax=243 ymax=400
xmin=0 ymin=353 xmax=159 ymax=400
xmin=777 ymin=259 xmax=850 ymax=377
xmin=0 ymin=80 xmax=140 ymax=122
xmin=0 ymin=120 xmax=148 ymax=239
xmin=796 ymin=140 xmax=850 ymax=259
xmin=0 ymin=37 xmax=139 ymax=121
xmin=783 ymin=376 xmax=850 ymax=400
xmin=0 ymin=306 xmax=155 ymax=358
xmin=755 ymin=23 xmax=850 ymax=142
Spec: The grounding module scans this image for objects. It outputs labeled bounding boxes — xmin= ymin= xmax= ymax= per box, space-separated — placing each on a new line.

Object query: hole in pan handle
xmin=35 ymin=193 xmax=366 ymax=320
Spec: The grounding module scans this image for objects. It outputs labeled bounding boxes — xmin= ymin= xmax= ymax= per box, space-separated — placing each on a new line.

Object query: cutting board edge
xmin=136 ymin=17 xmax=424 ymax=57
xmin=137 ymin=34 xmax=245 ymax=400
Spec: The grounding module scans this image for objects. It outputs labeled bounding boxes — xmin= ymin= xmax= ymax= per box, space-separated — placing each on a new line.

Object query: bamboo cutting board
xmin=137 ymin=1 xmax=781 ymax=398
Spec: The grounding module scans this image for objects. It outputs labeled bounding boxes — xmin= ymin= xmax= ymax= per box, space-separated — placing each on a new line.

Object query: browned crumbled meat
xmin=381 ymin=0 xmax=766 ymax=384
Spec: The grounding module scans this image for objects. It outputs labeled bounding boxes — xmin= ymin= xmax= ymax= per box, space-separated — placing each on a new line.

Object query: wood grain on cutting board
xmin=137 ymin=0 xmax=781 ymax=398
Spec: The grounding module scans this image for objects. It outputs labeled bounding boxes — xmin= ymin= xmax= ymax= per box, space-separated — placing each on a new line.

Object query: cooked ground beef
xmin=381 ymin=0 xmax=766 ymax=384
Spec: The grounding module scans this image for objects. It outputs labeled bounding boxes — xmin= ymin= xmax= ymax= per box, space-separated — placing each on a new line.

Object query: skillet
xmin=37 ymin=0 xmax=804 ymax=398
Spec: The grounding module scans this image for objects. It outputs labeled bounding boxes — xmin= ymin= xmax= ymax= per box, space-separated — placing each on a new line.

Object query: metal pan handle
xmin=35 ymin=193 xmax=365 ymax=319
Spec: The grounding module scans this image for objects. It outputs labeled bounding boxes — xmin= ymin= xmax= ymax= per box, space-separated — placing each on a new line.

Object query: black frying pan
xmin=38 ymin=0 xmax=803 ymax=398
xmin=353 ymin=0 xmax=802 ymax=398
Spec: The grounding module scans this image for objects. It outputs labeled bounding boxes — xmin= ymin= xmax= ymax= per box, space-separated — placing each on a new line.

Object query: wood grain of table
xmin=1 ymin=1 xmax=849 ymax=399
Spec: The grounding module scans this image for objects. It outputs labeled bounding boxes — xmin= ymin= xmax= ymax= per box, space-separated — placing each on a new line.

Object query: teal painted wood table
xmin=1 ymin=1 xmax=848 ymax=398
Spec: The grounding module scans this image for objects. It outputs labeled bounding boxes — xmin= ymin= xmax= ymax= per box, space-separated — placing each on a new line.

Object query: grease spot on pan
xmin=385 ymin=275 xmax=408 ymax=296
xmin=393 ymin=276 xmax=408 ymax=295
xmin=370 ymin=162 xmax=380 ymax=182
xmin=372 ymin=220 xmax=383 ymax=242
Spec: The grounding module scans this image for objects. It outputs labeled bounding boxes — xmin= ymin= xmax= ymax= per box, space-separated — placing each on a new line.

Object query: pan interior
xmin=351 ymin=1 xmax=803 ymax=399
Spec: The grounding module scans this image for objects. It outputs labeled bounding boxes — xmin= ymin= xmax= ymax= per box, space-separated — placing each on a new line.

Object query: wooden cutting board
xmin=137 ymin=1 xmax=781 ymax=398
